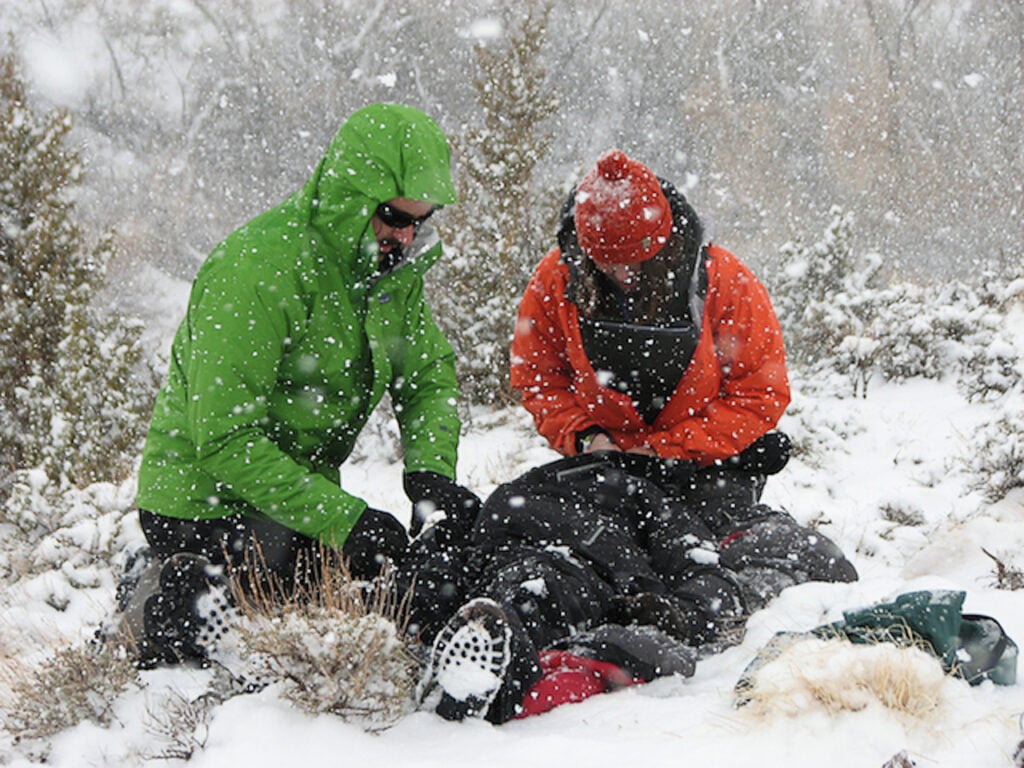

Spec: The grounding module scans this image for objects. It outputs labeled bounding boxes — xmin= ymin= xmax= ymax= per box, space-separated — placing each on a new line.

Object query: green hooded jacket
xmin=136 ymin=104 xmax=461 ymax=550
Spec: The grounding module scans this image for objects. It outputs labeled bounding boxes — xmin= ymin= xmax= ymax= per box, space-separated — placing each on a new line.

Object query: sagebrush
xmin=0 ymin=50 xmax=156 ymax=499
xmin=3 ymin=640 xmax=139 ymax=742
xmin=228 ymin=559 xmax=419 ymax=731
xmin=771 ymin=207 xmax=1023 ymax=403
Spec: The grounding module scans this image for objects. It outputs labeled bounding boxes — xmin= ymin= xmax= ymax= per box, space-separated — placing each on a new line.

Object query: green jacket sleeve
xmin=372 ymin=256 xmax=461 ymax=479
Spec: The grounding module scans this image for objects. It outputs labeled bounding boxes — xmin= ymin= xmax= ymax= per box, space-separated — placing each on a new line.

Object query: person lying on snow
xmin=403 ymin=444 xmax=858 ymax=724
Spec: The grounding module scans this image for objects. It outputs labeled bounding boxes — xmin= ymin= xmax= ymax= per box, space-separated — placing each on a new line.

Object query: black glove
xmin=403 ymin=471 xmax=481 ymax=539
xmin=342 ymin=507 xmax=409 ymax=580
xmin=731 ymin=431 xmax=792 ymax=475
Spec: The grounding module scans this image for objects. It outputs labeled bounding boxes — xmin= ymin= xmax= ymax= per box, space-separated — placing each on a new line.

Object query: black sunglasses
xmin=375 ymin=202 xmax=434 ymax=230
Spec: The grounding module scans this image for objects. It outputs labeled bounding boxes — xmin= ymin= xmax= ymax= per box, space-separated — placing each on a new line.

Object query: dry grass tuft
xmin=144 ymin=690 xmax=223 ymax=761
xmin=2 ymin=638 xmax=140 ymax=742
xmin=882 ymin=750 xmax=917 ymax=767
xmin=227 ymin=552 xmax=419 ymax=731
xmin=739 ymin=635 xmax=948 ymax=721
xmin=982 ymin=548 xmax=1024 ymax=591
xmin=2 ymin=547 xmax=419 ymax=751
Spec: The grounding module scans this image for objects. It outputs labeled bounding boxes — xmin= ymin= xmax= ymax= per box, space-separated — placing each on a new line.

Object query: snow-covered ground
xmin=2 ymin=367 xmax=1024 ymax=767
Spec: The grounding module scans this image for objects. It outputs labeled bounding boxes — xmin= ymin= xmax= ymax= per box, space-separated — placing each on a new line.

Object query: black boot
xmin=138 ymin=553 xmax=234 ymax=667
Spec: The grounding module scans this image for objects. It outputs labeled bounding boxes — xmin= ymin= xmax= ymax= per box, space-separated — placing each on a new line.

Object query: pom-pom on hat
xmin=574 ymin=149 xmax=673 ymax=265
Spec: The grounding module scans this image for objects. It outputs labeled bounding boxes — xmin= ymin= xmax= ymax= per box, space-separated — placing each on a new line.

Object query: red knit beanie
xmin=574 ymin=149 xmax=673 ymax=265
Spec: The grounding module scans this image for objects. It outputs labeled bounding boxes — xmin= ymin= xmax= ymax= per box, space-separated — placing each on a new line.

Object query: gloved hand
xmin=732 ymin=431 xmax=792 ymax=475
xmin=342 ymin=507 xmax=409 ymax=579
xmin=403 ymin=471 xmax=481 ymax=539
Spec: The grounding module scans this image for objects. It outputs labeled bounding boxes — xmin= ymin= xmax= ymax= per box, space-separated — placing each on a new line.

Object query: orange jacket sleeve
xmin=510 ymin=249 xmax=591 ymax=456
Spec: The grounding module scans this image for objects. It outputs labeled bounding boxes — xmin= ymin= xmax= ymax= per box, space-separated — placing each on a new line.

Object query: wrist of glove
xmin=403 ymin=471 xmax=481 ymax=539
xmin=342 ymin=507 xmax=409 ymax=579
xmin=575 ymin=425 xmax=612 ymax=454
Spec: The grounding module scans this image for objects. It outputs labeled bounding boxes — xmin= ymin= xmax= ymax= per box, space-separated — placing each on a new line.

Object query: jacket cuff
xmin=574 ymin=425 xmax=610 ymax=453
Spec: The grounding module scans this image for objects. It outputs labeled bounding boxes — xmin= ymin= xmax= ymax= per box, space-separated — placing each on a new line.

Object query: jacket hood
xmin=306 ymin=103 xmax=457 ymax=266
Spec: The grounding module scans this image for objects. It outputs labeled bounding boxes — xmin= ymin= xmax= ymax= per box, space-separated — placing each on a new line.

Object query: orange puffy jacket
xmin=510 ymin=244 xmax=790 ymax=464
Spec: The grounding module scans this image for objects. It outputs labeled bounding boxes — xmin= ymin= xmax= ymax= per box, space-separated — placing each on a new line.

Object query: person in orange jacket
xmin=511 ymin=147 xmax=788 ymax=464
xmin=510 ymin=148 xmax=855 ymax=611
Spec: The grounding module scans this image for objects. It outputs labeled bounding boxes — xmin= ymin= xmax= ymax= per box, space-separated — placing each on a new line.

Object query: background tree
xmin=9 ymin=0 xmax=1020 ymax=296
xmin=430 ymin=2 xmax=561 ymax=405
xmin=4 ymin=0 xmax=1021 ymax=410
xmin=0 ymin=50 xmax=155 ymax=496
xmin=771 ymin=207 xmax=863 ymax=371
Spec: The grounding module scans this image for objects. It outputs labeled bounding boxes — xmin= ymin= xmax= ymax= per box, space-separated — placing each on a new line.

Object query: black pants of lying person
xmin=401 ymin=437 xmax=858 ymax=724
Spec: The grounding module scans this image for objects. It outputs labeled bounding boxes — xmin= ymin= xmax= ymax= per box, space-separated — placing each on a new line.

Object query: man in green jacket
xmin=130 ymin=104 xmax=479 ymax=664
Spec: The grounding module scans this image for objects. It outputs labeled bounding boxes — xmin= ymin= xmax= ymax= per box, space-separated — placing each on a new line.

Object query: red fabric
xmin=574 ymin=149 xmax=673 ymax=265
xmin=510 ymin=244 xmax=790 ymax=464
xmin=516 ymin=650 xmax=644 ymax=719
xmin=720 ymin=529 xmax=751 ymax=549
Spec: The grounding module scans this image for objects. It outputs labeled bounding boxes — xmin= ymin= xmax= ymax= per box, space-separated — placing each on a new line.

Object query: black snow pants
xmin=139 ymin=504 xmax=391 ymax=596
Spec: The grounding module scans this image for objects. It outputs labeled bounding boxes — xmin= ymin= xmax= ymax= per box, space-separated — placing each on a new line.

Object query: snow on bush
xmin=1 ymin=469 xmax=137 ymax=586
xmin=2 ymin=641 xmax=139 ymax=747
xmin=226 ymin=564 xmax=419 ymax=732
xmin=771 ymin=207 xmax=1022 ymax=403
xmin=234 ymin=607 xmax=417 ymax=730
xmin=963 ymin=387 xmax=1024 ymax=503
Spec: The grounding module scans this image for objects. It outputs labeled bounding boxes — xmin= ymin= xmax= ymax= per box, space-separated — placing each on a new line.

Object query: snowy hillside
xmin=2 ymin=367 xmax=1024 ymax=767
